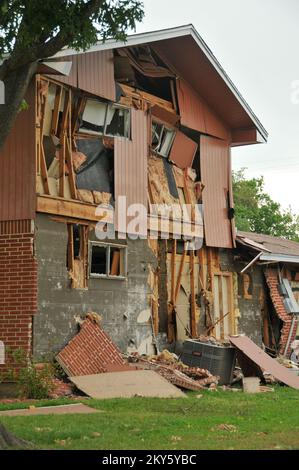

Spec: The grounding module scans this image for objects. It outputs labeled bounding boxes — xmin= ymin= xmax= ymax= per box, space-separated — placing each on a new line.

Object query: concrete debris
xmin=70 ymin=370 xmax=186 ymax=399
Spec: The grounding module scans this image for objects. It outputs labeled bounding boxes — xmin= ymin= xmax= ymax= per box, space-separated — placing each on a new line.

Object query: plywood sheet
xmin=229 ymin=335 xmax=299 ymax=390
xmin=70 ymin=370 xmax=186 ymax=399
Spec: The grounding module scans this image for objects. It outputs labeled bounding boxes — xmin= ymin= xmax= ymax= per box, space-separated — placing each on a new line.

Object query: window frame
xmin=79 ymin=100 xmax=131 ymax=139
xmin=88 ymin=241 xmax=128 ymax=280
xmin=151 ymin=119 xmax=176 ymax=158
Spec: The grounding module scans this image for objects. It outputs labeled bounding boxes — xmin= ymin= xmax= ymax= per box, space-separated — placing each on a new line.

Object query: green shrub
xmin=17 ymin=363 xmax=54 ymax=399
xmin=0 ymin=347 xmax=54 ymax=399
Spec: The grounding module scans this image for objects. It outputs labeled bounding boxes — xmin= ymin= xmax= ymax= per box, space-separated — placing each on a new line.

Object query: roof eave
xmin=53 ymin=24 xmax=268 ymax=141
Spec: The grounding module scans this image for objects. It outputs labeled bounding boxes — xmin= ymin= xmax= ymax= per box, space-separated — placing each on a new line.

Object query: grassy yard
xmin=1 ymin=387 xmax=299 ymax=450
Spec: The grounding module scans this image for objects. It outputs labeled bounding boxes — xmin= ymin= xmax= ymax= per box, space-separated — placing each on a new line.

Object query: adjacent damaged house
xmin=1 ymin=24 xmax=297 ymax=365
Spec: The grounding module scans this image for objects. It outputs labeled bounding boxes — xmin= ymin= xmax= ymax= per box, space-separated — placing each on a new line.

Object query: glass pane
xmin=159 ymin=128 xmax=175 ymax=157
xmin=151 ymin=122 xmax=163 ymax=150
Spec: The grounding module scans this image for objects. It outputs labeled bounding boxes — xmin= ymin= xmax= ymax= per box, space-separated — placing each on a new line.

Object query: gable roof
xmin=53 ymin=24 xmax=268 ymax=142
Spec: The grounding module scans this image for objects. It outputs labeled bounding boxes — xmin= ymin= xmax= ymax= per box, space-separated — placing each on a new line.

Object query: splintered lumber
xmin=133 ymin=353 xmax=219 ymax=391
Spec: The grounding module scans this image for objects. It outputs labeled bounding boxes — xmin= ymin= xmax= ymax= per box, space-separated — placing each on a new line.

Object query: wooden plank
xmin=51 ymin=85 xmax=63 ymax=136
xmin=59 ymin=134 xmax=66 ymax=198
xmin=37 ymin=195 xmax=114 ymax=223
xmin=218 ymin=275 xmax=224 ymax=339
xmin=190 ymin=250 xmax=197 ymax=337
xmin=59 ymin=90 xmax=71 ymax=198
xmin=40 ymin=144 xmax=50 ymax=194
xmin=120 ymin=83 xmax=175 ymax=111
xmin=170 ymin=240 xmax=177 ymax=305
xmin=174 ymin=247 xmax=186 ymax=305
xmin=168 ymin=239 xmax=177 ymax=343
xmin=65 ymin=90 xmax=77 ymax=200
xmin=72 ymin=96 xmax=86 ymax=135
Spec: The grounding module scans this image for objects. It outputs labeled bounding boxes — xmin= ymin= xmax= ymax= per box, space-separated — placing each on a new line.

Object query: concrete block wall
xmin=0 ymin=220 xmax=37 ymax=369
xmin=33 ymin=214 xmax=158 ymax=360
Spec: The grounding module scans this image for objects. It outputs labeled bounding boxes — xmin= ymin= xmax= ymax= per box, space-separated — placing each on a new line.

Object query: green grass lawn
xmin=1 ymin=386 xmax=299 ymax=450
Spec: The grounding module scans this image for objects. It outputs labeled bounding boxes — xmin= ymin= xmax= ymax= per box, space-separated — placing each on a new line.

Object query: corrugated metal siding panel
xmin=55 ymin=51 xmax=115 ymax=101
xmin=0 ymin=81 xmax=36 ymax=221
xmin=177 ymin=79 xmax=231 ymax=141
xmin=114 ymin=109 xmax=148 ymax=236
xmin=78 ymin=50 xmax=115 ymax=101
xmin=200 ymin=136 xmax=233 ymax=248
xmin=0 ymin=219 xmax=33 ymax=235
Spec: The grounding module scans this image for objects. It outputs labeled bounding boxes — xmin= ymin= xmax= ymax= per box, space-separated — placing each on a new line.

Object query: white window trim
xmin=80 ymin=101 xmax=131 ymax=140
xmin=151 ymin=120 xmax=176 ymax=158
xmin=88 ymin=241 xmax=128 ymax=280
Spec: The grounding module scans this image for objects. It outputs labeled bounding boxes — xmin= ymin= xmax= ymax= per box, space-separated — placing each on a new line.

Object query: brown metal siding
xmin=177 ymin=79 xmax=230 ymax=141
xmin=114 ymin=109 xmax=148 ymax=235
xmin=154 ymin=36 xmax=257 ymax=131
xmin=0 ymin=81 xmax=36 ymax=221
xmin=78 ymin=50 xmax=115 ymax=101
xmin=56 ymin=50 xmax=115 ymax=101
xmin=200 ymin=135 xmax=233 ymax=249
xmin=169 ymin=130 xmax=198 ymax=169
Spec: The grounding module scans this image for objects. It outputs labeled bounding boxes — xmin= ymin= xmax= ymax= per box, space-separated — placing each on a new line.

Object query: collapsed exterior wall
xmin=265 ymin=268 xmax=298 ymax=355
xmin=0 ymin=220 xmax=38 ymax=369
xmin=33 ymin=214 xmax=158 ymax=360
xmin=218 ymin=249 xmax=263 ymax=346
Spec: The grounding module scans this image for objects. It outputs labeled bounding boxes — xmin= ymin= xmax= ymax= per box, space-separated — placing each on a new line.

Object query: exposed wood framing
xmin=168 ymin=239 xmax=177 ymax=343
xmin=174 ymin=245 xmax=186 ymax=304
xmin=37 ymin=77 xmax=50 ymax=194
xmin=51 ymin=85 xmax=63 ymax=135
xmin=190 ymin=250 xmax=197 ymax=337
xmin=59 ymin=89 xmax=71 ymax=198
xmin=119 ymin=83 xmax=175 ymax=112
xmin=37 ymin=195 xmax=113 ymax=223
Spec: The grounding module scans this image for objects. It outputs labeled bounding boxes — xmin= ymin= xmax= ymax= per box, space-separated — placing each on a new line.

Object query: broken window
xmin=105 ymin=104 xmax=130 ymax=137
xmin=67 ymin=224 xmax=88 ymax=289
xmin=89 ymin=242 xmax=127 ymax=279
xmin=79 ymin=99 xmax=131 ymax=138
xmin=151 ymin=120 xmax=175 ymax=158
xmin=80 ymin=99 xmax=107 ymax=135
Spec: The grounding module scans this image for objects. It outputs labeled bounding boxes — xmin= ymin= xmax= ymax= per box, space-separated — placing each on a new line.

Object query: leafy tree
xmin=0 ymin=0 xmax=144 ymax=150
xmin=233 ymin=169 xmax=299 ymax=241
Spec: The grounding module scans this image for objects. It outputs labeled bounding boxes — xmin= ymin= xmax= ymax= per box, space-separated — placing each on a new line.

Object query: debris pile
xmin=128 ymin=350 xmax=219 ymax=391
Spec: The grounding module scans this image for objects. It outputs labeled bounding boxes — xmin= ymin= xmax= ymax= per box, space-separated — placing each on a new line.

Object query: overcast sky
xmin=134 ymin=0 xmax=299 ymax=213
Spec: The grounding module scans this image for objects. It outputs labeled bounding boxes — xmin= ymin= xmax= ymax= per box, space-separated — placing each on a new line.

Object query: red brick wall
xmin=265 ymin=268 xmax=298 ymax=356
xmin=56 ymin=317 xmax=125 ymax=376
xmin=0 ymin=220 xmax=37 ymax=370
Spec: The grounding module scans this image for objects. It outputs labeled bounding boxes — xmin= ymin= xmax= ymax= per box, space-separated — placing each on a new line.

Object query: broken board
xmin=70 ymin=370 xmax=186 ymax=399
xmin=229 ymin=335 xmax=299 ymax=390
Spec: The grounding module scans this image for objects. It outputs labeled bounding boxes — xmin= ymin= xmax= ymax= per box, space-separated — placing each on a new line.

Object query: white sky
xmin=134 ymin=0 xmax=299 ymax=213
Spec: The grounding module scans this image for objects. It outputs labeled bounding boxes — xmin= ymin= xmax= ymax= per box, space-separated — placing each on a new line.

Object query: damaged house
xmin=0 ymin=24 xmax=298 ymax=367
